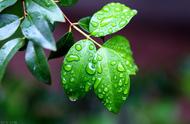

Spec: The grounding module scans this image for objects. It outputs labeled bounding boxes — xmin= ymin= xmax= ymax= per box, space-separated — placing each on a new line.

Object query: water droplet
xmin=91 ymin=21 xmax=98 ymax=27
xmin=66 ymin=54 xmax=80 ymax=62
xmin=114 ymin=76 xmax=117 ymax=80
xmin=69 ymin=96 xmax=77 ymax=102
xmin=86 ymin=63 xmax=96 ymax=75
xmin=104 ymin=87 xmax=108 ymax=92
xmin=119 ymin=80 xmax=123 ymax=86
xmin=118 ymin=88 xmax=123 ymax=93
xmin=122 ymin=96 xmax=127 ymax=101
xmin=62 ymin=78 xmax=66 ymax=84
xmin=117 ymin=63 xmax=125 ymax=72
xmin=70 ymin=77 xmax=75 ymax=82
xmin=94 ymin=78 xmax=102 ymax=89
xmin=97 ymin=63 xmax=102 ymax=74
xmin=75 ymin=44 xmax=82 ymax=51
xmin=97 ymin=55 xmax=103 ymax=61
xmin=103 ymin=7 xmax=109 ymax=12
xmin=89 ymin=44 xmax=94 ymax=50
xmin=85 ymin=83 xmax=90 ymax=92
xmin=98 ymin=88 xmax=101 ymax=93
xmin=98 ymin=94 xmax=103 ymax=99
xmin=111 ymin=23 xmax=116 ymax=27
xmin=115 ymin=7 xmax=121 ymax=12
xmin=119 ymin=21 xmax=126 ymax=27
xmin=124 ymin=89 xmax=128 ymax=94
xmin=119 ymin=73 xmax=124 ymax=78
xmin=64 ymin=64 xmax=72 ymax=71
xmin=111 ymin=61 xmax=116 ymax=66
xmin=108 ymin=29 xmax=113 ymax=33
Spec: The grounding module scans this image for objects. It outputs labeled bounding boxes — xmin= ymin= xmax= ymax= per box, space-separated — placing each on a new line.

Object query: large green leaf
xmin=0 ymin=14 xmax=20 ymax=41
xmin=21 ymin=12 xmax=56 ymax=51
xmin=25 ymin=41 xmax=51 ymax=84
xmin=103 ymin=35 xmax=138 ymax=75
xmin=25 ymin=0 xmax=65 ymax=24
xmin=60 ymin=0 xmax=78 ymax=6
xmin=0 ymin=38 xmax=24 ymax=82
xmin=0 ymin=0 xmax=17 ymax=12
xmin=61 ymin=39 xmax=96 ymax=101
xmin=93 ymin=47 xmax=131 ymax=113
xmin=78 ymin=16 xmax=91 ymax=33
xmin=89 ymin=3 xmax=137 ymax=37
xmin=49 ymin=32 xmax=74 ymax=60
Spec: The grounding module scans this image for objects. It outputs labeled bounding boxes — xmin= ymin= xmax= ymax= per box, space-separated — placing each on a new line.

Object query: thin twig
xmin=62 ymin=13 xmax=102 ymax=48
xmin=22 ymin=0 xmax=27 ymax=17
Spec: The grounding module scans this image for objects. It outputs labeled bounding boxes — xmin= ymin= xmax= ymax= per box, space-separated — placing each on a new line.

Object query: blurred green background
xmin=0 ymin=0 xmax=190 ymax=124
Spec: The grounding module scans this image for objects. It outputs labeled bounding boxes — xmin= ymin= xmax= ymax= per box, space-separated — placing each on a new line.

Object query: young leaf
xmin=0 ymin=14 xmax=20 ymax=41
xmin=89 ymin=3 xmax=137 ymax=37
xmin=0 ymin=0 xmax=17 ymax=12
xmin=49 ymin=32 xmax=74 ymax=60
xmin=25 ymin=0 xmax=65 ymax=24
xmin=60 ymin=0 xmax=78 ymax=7
xmin=93 ymin=47 xmax=131 ymax=113
xmin=21 ymin=12 xmax=56 ymax=51
xmin=0 ymin=38 xmax=24 ymax=82
xmin=61 ymin=39 xmax=96 ymax=101
xmin=78 ymin=16 xmax=91 ymax=33
xmin=103 ymin=35 xmax=138 ymax=75
xmin=25 ymin=41 xmax=51 ymax=84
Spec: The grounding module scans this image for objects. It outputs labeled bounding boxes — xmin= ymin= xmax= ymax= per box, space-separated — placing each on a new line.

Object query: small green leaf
xmin=93 ymin=47 xmax=131 ymax=113
xmin=49 ymin=32 xmax=74 ymax=60
xmin=60 ymin=0 xmax=78 ymax=6
xmin=103 ymin=35 xmax=138 ymax=75
xmin=79 ymin=16 xmax=91 ymax=33
xmin=25 ymin=0 xmax=65 ymax=24
xmin=25 ymin=41 xmax=51 ymax=84
xmin=0 ymin=14 xmax=20 ymax=41
xmin=0 ymin=0 xmax=17 ymax=12
xmin=89 ymin=2 xmax=137 ymax=37
xmin=0 ymin=38 xmax=24 ymax=82
xmin=21 ymin=12 xmax=56 ymax=51
xmin=61 ymin=39 xmax=96 ymax=101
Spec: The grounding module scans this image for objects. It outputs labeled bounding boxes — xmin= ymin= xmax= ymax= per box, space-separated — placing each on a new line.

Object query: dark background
xmin=0 ymin=0 xmax=190 ymax=124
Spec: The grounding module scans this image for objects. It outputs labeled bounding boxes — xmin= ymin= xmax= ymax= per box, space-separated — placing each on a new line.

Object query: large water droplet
xmin=75 ymin=44 xmax=82 ymax=51
xmin=97 ymin=63 xmax=102 ymax=74
xmin=117 ymin=63 xmax=125 ymax=72
xmin=89 ymin=44 xmax=94 ymax=50
xmin=64 ymin=64 xmax=72 ymax=71
xmin=66 ymin=54 xmax=80 ymax=62
xmin=86 ymin=63 xmax=96 ymax=75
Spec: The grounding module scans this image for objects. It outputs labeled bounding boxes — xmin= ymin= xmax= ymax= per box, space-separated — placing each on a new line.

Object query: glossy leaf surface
xmin=0 ymin=0 xmax=17 ymax=12
xmin=61 ymin=39 xmax=96 ymax=101
xmin=103 ymin=35 xmax=138 ymax=75
xmin=94 ymin=47 xmax=130 ymax=113
xmin=0 ymin=14 xmax=20 ymax=41
xmin=79 ymin=16 xmax=91 ymax=33
xmin=21 ymin=12 xmax=56 ymax=51
xmin=25 ymin=0 xmax=65 ymax=24
xmin=0 ymin=38 xmax=24 ymax=82
xmin=89 ymin=2 xmax=137 ymax=37
xmin=25 ymin=41 xmax=51 ymax=84
xmin=49 ymin=32 xmax=74 ymax=60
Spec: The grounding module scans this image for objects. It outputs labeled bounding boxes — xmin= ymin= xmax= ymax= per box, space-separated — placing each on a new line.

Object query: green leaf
xmin=21 ymin=12 xmax=56 ymax=51
xmin=60 ymin=0 xmax=78 ymax=6
xmin=61 ymin=39 xmax=96 ymax=101
xmin=25 ymin=41 xmax=51 ymax=84
xmin=25 ymin=0 xmax=65 ymax=24
xmin=49 ymin=32 xmax=74 ymax=60
xmin=89 ymin=2 xmax=137 ymax=37
xmin=0 ymin=38 xmax=24 ymax=82
xmin=0 ymin=14 xmax=20 ymax=41
xmin=103 ymin=35 xmax=138 ymax=75
xmin=93 ymin=47 xmax=131 ymax=113
xmin=79 ymin=16 xmax=91 ymax=33
xmin=0 ymin=0 xmax=17 ymax=12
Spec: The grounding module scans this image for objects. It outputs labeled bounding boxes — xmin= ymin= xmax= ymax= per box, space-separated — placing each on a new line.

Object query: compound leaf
xmin=25 ymin=0 xmax=65 ymax=24
xmin=79 ymin=16 xmax=91 ymax=33
xmin=94 ymin=47 xmax=131 ymax=113
xmin=49 ymin=32 xmax=74 ymax=60
xmin=25 ymin=41 xmax=51 ymax=84
xmin=0 ymin=38 xmax=24 ymax=82
xmin=61 ymin=39 xmax=96 ymax=101
xmin=89 ymin=2 xmax=137 ymax=37
xmin=21 ymin=12 xmax=56 ymax=51
xmin=103 ymin=35 xmax=138 ymax=75
xmin=0 ymin=14 xmax=20 ymax=41
xmin=0 ymin=0 xmax=17 ymax=12
xmin=60 ymin=0 xmax=78 ymax=7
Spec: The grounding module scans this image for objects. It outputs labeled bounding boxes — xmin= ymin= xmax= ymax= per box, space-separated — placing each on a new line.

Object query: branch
xmin=21 ymin=0 xmax=27 ymax=17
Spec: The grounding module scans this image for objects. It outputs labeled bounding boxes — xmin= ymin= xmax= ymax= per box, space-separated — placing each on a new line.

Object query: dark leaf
xmin=49 ymin=32 xmax=74 ymax=60
xmin=79 ymin=16 xmax=91 ymax=33
xmin=25 ymin=41 xmax=51 ymax=84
